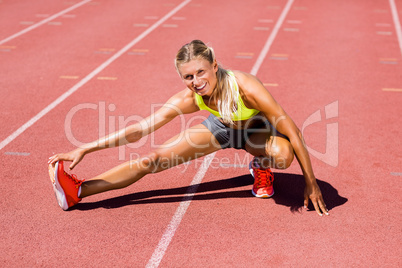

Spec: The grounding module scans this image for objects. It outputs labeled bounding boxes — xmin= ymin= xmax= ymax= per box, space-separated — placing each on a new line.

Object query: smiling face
xmin=178 ymin=58 xmax=218 ymax=97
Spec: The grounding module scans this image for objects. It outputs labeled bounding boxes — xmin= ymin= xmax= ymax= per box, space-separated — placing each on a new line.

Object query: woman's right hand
xmin=48 ymin=148 xmax=86 ymax=170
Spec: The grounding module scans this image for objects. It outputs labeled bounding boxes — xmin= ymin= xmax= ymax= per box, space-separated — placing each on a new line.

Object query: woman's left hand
xmin=304 ymin=182 xmax=329 ymax=216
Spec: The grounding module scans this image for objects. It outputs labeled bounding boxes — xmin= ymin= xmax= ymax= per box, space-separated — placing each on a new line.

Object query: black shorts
xmin=201 ymin=114 xmax=279 ymax=150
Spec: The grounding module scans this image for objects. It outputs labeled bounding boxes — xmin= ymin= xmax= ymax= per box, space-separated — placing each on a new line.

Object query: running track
xmin=0 ymin=0 xmax=401 ymax=267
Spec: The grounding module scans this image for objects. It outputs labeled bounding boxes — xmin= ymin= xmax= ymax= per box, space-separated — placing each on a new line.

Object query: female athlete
xmin=48 ymin=40 xmax=328 ymax=216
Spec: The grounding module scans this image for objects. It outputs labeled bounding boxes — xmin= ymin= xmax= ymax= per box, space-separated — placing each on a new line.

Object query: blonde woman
xmin=48 ymin=40 xmax=328 ymax=216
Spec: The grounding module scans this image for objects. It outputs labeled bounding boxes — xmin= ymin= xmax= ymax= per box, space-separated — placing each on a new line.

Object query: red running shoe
xmin=48 ymin=161 xmax=84 ymax=210
xmin=249 ymin=159 xmax=274 ymax=198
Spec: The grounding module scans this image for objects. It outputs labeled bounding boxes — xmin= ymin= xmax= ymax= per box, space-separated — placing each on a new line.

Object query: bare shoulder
xmin=230 ymin=70 xmax=284 ymax=118
xmin=231 ymin=70 xmax=264 ymax=95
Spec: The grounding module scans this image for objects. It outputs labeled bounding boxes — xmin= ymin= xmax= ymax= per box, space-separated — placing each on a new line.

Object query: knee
xmin=280 ymin=142 xmax=294 ymax=169
xmin=266 ymin=139 xmax=294 ymax=169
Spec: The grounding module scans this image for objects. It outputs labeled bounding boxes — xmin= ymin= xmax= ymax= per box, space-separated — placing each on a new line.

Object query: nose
xmin=193 ymin=75 xmax=201 ymax=86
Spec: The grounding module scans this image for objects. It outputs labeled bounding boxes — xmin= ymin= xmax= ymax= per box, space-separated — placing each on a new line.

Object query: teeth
xmin=196 ymin=83 xmax=206 ymax=90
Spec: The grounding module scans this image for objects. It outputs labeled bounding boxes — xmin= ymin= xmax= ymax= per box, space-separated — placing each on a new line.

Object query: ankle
xmin=253 ymin=156 xmax=271 ymax=169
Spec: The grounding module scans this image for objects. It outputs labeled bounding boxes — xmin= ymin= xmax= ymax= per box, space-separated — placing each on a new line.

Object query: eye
xmin=198 ymin=70 xmax=204 ymax=75
xmin=184 ymin=75 xmax=193 ymax=80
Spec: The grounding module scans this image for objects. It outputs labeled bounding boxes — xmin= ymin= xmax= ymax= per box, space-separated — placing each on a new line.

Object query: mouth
xmin=194 ymin=83 xmax=207 ymax=91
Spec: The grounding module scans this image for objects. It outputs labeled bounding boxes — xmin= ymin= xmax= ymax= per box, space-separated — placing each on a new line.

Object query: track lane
xmin=161 ymin=0 xmax=401 ymax=267
xmin=0 ymin=0 xmax=87 ymax=40
xmin=0 ymin=0 xmax=92 ymax=45
xmin=1 ymin=0 xmax=284 ymax=266
xmin=147 ymin=1 xmax=295 ymax=266
xmin=0 ymin=0 xmax=189 ymax=144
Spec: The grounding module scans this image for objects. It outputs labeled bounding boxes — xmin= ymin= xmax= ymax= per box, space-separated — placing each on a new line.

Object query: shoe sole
xmin=251 ymin=188 xmax=274 ymax=198
xmin=249 ymin=161 xmax=274 ymax=198
xmin=49 ymin=162 xmax=69 ymax=210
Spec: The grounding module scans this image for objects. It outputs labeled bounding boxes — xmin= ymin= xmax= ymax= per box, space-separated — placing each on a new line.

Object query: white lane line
xmin=146 ymin=0 xmax=295 ymax=267
xmin=251 ymin=0 xmax=295 ymax=75
xmin=4 ymin=152 xmax=30 ymax=156
xmin=0 ymin=0 xmax=92 ymax=46
xmin=0 ymin=0 xmax=192 ymax=151
xmin=389 ymin=0 xmax=402 ymax=56
xmin=145 ymin=153 xmax=215 ymax=268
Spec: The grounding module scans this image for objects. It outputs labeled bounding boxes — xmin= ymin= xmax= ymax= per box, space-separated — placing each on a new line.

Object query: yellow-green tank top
xmin=194 ymin=71 xmax=260 ymax=121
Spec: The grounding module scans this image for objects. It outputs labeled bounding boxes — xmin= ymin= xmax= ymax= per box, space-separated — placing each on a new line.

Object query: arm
xmin=236 ymin=71 xmax=328 ymax=216
xmin=48 ymin=89 xmax=199 ymax=169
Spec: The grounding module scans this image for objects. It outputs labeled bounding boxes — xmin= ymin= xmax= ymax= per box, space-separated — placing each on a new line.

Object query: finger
xmin=49 ymin=153 xmax=72 ymax=165
xmin=312 ymin=199 xmax=323 ymax=216
xmin=47 ymin=155 xmax=56 ymax=164
xmin=69 ymin=159 xmax=77 ymax=170
xmin=318 ymin=199 xmax=329 ymax=215
xmin=303 ymin=196 xmax=309 ymax=209
xmin=48 ymin=155 xmax=58 ymax=166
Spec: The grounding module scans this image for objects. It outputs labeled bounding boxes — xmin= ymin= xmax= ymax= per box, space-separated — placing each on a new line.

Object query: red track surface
xmin=1 ymin=0 xmax=401 ymax=267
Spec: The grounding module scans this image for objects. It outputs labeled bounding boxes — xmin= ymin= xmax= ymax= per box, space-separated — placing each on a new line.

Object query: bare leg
xmin=245 ymin=131 xmax=294 ymax=170
xmin=80 ymin=124 xmax=221 ymax=198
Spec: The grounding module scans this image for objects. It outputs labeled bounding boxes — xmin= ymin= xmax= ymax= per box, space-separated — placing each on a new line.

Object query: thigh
xmin=150 ymin=124 xmax=221 ymax=172
xmin=245 ymin=130 xmax=292 ymax=158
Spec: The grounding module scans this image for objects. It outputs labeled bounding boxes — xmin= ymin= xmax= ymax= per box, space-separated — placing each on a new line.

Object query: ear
xmin=213 ymin=59 xmax=218 ymax=72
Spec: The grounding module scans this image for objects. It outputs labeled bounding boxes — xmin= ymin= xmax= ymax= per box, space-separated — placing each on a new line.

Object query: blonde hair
xmin=175 ymin=40 xmax=239 ymax=124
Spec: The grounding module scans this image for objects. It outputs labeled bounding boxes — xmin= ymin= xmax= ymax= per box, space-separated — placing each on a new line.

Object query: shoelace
xmin=254 ymin=168 xmax=273 ymax=189
xmin=64 ymin=172 xmax=85 ymax=188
